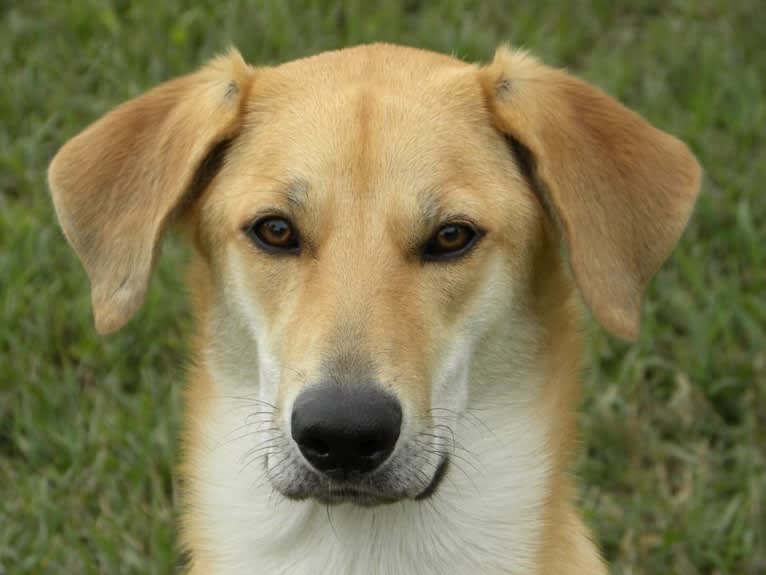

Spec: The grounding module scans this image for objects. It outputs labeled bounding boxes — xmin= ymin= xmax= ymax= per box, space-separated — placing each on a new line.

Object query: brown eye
xmin=245 ymin=216 xmax=300 ymax=254
xmin=423 ymin=222 xmax=481 ymax=261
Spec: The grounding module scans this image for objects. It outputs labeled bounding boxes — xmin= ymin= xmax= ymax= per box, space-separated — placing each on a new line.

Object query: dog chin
xmin=269 ymin=456 xmax=451 ymax=506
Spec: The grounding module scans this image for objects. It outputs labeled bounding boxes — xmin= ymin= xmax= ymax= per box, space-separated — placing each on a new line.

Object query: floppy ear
xmin=48 ymin=50 xmax=253 ymax=334
xmin=481 ymin=47 xmax=701 ymax=340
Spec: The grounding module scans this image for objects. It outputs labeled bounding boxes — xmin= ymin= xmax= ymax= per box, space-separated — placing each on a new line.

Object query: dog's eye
xmin=245 ymin=216 xmax=300 ymax=254
xmin=423 ymin=223 xmax=480 ymax=261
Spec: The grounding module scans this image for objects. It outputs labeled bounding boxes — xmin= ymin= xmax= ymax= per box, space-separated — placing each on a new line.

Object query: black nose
xmin=291 ymin=384 xmax=402 ymax=477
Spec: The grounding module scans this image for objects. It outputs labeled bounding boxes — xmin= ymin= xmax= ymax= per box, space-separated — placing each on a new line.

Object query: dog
xmin=48 ymin=43 xmax=700 ymax=574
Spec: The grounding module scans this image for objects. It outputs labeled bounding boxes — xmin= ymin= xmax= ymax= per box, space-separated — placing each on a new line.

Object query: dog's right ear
xmin=49 ymin=50 xmax=253 ymax=334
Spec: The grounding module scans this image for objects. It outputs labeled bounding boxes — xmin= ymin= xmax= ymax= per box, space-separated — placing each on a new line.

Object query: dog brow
xmin=284 ymin=178 xmax=310 ymax=210
xmin=418 ymin=186 xmax=440 ymax=228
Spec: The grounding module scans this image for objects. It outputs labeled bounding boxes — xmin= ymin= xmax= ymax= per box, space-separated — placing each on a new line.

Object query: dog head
xmin=49 ymin=44 xmax=700 ymax=506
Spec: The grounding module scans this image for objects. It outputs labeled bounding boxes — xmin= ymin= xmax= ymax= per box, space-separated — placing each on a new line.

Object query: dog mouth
xmin=273 ymin=455 xmax=451 ymax=506
xmin=414 ymin=458 xmax=450 ymax=500
xmin=290 ymin=486 xmax=401 ymax=507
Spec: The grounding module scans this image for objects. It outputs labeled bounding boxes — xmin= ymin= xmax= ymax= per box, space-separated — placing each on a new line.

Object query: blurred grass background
xmin=1 ymin=1 xmax=764 ymax=573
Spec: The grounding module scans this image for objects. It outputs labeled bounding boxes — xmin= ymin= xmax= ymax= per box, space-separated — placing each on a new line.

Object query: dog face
xmin=196 ymin=52 xmax=544 ymax=503
xmin=48 ymin=45 xmax=700 ymax=507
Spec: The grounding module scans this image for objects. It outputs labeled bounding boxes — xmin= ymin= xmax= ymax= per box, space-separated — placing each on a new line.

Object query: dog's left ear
xmin=49 ymin=50 xmax=253 ymax=334
xmin=480 ymin=47 xmax=701 ymax=340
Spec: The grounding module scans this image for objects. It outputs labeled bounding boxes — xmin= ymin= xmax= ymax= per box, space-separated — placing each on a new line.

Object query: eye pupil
xmin=266 ymin=220 xmax=289 ymax=238
xmin=439 ymin=225 xmax=462 ymax=245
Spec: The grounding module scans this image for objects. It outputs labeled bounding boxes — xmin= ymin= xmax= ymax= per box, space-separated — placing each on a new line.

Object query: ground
xmin=1 ymin=1 xmax=764 ymax=573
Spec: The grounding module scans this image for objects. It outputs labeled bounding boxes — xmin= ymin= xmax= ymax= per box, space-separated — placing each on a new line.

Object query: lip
xmin=277 ymin=457 xmax=451 ymax=506
xmin=283 ymin=483 xmax=402 ymax=506
xmin=415 ymin=457 xmax=450 ymax=501
xmin=313 ymin=488 xmax=401 ymax=507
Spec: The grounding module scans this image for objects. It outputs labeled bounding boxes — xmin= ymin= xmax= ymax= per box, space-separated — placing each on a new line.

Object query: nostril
xmin=302 ymin=435 xmax=330 ymax=458
xmin=358 ymin=438 xmax=384 ymax=459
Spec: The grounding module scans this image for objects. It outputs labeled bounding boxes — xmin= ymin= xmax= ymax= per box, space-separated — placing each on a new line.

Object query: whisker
xmin=218 ymin=414 xmax=277 ymax=439
xmin=240 ymin=440 xmax=283 ymax=465
xmin=426 ymin=406 xmax=498 ymax=437
xmin=240 ymin=433 xmax=287 ymax=471
xmin=415 ymin=428 xmax=479 ymax=463
xmin=223 ymin=395 xmax=277 ymax=409
xmin=411 ymin=437 xmax=484 ymax=478
xmin=215 ymin=427 xmax=282 ymax=451
xmin=260 ymin=453 xmax=294 ymax=486
xmin=325 ymin=504 xmax=339 ymax=540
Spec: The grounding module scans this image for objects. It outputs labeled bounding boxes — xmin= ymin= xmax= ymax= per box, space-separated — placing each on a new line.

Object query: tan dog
xmin=48 ymin=44 xmax=700 ymax=574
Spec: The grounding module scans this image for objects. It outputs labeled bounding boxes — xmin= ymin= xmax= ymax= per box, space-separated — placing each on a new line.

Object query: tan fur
xmin=48 ymin=44 xmax=700 ymax=575
xmin=48 ymin=50 xmax=254 ymax=334
xmin=481 ymin=47 xmax=701 ymax=340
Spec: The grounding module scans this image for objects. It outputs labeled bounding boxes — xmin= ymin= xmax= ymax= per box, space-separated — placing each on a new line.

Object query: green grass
xmin=1 ymin=1 xmax=764 ymax=573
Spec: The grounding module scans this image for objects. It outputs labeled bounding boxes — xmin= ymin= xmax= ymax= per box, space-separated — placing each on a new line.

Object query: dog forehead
xmin=243 ymin=43 xmax=486 ymax=142
xmin=228 ymin=45 xmax=500 ymax=195
xmin=271 ymin=43 xmax=474 ymax=88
